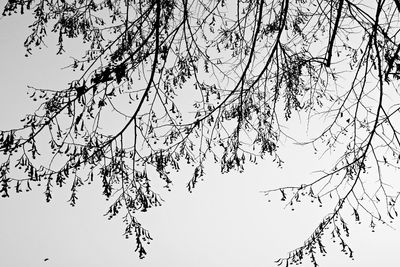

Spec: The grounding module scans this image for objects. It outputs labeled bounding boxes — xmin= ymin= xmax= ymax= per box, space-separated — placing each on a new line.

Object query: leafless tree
xmin=1 ymin=0 xmax=400 ymax=265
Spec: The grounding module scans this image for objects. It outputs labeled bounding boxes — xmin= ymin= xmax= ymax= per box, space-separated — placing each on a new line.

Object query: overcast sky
xmin=1 ymin=5 xmax=400 ymax=267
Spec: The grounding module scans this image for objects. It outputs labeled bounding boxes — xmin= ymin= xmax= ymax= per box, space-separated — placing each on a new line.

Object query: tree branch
xmin=326 ymin=0 xmax=344 ymax=67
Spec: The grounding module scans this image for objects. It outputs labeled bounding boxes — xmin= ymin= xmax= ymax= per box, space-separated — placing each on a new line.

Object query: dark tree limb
xmin=326 ymin=0 xmax=344 ymax=67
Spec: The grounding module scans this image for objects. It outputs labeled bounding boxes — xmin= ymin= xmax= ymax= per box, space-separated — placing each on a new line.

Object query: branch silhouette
xmin=1 ymin=0 xmax=400 ymax=265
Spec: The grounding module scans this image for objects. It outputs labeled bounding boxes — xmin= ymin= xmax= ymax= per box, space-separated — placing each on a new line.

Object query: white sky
xmin=1 ymin=5 xmax=400 ymax=267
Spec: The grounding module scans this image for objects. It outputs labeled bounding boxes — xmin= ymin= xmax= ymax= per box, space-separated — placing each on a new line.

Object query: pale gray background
xmin=1 ymin=7 xmax=400 ymax=267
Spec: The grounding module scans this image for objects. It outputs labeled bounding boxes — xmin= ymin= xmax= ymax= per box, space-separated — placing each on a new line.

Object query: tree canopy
xmin=2 ymin=0 xmax=400 ymax=265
